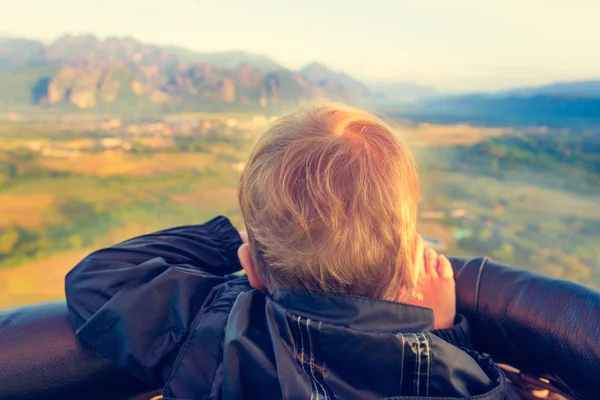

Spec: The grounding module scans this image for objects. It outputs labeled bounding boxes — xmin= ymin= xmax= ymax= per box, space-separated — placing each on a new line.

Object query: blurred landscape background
xmin=0 ymin=0 xmax=599 ymax=308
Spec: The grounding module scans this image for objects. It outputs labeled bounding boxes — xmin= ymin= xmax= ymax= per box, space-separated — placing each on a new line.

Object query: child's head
xmin=238 ymin=103 xmax=419 ymax=300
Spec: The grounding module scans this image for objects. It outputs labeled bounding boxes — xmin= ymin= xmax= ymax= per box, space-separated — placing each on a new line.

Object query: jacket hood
xmin=219 ymin=288 xmax=508 ymax=400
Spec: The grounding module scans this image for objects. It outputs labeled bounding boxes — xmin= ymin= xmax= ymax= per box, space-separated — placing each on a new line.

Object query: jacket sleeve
xmin=65 ymin=215 xmax=243 ymax=384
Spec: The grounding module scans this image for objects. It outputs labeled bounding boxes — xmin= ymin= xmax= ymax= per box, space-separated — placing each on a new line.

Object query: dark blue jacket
xmin=65 ymin=216 xmax=511 ymax=399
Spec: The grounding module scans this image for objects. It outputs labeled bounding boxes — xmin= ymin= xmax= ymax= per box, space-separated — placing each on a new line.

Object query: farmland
xmin=0 ymin=112 xmax=598 ymax=308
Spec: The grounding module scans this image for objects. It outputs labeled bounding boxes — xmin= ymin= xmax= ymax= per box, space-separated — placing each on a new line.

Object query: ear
xmin=238 ymin=243 xmax=268 ymax=292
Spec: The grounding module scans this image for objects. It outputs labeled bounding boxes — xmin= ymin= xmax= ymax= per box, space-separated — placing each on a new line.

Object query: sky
xmin=1 ymin=0 xmax=599 ymax=92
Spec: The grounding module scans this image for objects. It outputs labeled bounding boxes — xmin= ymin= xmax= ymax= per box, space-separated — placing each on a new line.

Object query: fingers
xmin=423 ymin=249 xmax=453 ymax=279
xmin=424 ymin=248 xmax=438 ymax=277
xmin=239 ymin=230 xmax=248 ymax=244
xmin=437 ymin=254 xmax=454 ymax=279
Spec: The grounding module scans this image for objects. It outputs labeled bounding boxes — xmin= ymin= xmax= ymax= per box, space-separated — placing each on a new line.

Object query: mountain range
xmin=396 ymin=80 xmax=600 ymax=128
xmin=0 ymin=35 xmax=375 ymax=113
xmin=1 ymin=34 xmax=600 ymax=126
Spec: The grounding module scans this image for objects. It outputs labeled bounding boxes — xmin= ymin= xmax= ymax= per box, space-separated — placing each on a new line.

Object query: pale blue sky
xmin=1 ymin=0 xmax=598 ymax=92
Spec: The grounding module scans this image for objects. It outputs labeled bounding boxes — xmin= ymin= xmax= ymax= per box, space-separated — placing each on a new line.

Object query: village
xmin=5 ymin=113 xmax=276 ymax=172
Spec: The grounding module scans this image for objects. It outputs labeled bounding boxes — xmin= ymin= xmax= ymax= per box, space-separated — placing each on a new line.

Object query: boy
xmin=65 ymin=103 xmax=510 ymax=399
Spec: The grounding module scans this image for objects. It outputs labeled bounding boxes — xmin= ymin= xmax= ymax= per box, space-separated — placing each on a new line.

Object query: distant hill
xmin=504 ymin=80 xmax=600 ymax=98
xmin=426 ymin=129 xmax=600 ymax=194
xmin=397 ymin=80 xmax=600 ymax=127
xmin=0 ymin=34 xmax=372 ymax=113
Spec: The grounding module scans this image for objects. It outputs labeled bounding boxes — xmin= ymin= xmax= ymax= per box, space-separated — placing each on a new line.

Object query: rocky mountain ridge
xmin=0 ymin=34 xmax=371 ymax=111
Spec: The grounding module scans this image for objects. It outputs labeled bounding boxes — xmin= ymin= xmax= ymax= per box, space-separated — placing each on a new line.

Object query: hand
xmin=239 ymin=230 xmax=248 ymax=243
xmin=409 ymin=238 xmax=457 ymax=329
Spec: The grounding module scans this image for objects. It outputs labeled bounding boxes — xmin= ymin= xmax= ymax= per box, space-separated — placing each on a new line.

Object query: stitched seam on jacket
xmin=296 ymin=315 xmax=316 ymax=400
xmin=317 ymin=321 xmax=338 ymax=400
xmin=414 ymin=333 xmax=420 ymax=396
xmin=396 ymin=333 xmax=423 ymax=397
xmin=428 ymin=333 xmax=435 ymax=398
xmin=419 ymin=333 xmax=431 ymax=397
xmin=383 ymin=353 xmax=508 ymax=400
xmin=307 ymin=319 xmax=329 ymax=400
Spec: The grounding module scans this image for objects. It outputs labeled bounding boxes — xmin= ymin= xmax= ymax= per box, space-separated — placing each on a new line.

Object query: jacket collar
xmin=270 ymin=289 xmax=434 ymax=333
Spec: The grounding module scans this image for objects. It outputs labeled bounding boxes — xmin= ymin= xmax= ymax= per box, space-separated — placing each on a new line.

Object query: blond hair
xmin=238 ymin=103 xmax=419 ymax=300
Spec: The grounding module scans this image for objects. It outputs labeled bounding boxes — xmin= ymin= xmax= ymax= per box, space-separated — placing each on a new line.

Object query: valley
xmin=0 ymin=112 xmax=598 ymax=308
xmin=0 ymin=33 xmax=598 ymax=309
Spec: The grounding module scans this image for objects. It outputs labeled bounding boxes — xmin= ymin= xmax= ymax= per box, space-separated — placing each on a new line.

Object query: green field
xmin=0 ymin=114 xmax=598 ymax=308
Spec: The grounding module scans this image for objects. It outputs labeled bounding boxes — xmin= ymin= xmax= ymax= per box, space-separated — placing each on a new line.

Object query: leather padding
xmin=0 ymin=301 xmax=158 ymax=400
xmin=450 ymin=257 xmax=600 ymax=400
